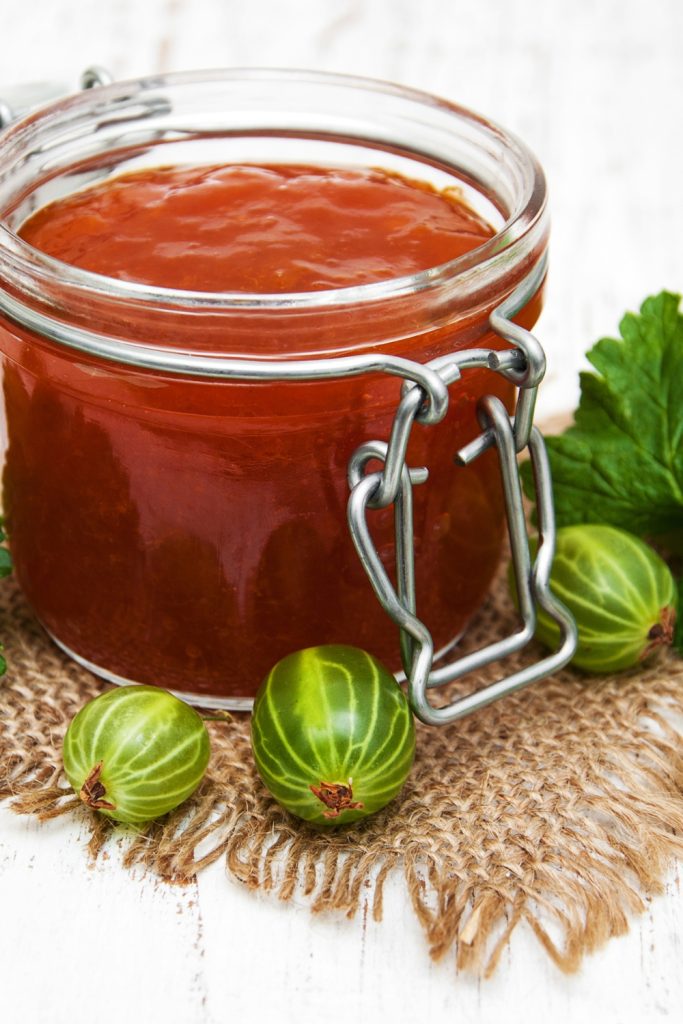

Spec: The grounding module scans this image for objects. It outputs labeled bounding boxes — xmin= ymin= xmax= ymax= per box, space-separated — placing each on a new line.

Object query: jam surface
xmin=4 ymin=163 xmax=516 ymax=699
xmin=20 ymin=163 xmax=494 ymax=292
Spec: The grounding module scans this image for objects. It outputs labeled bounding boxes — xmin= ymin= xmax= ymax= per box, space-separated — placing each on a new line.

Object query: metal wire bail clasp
xmin=347 ymin=261 xmax=578 ymax=726
xmin=0 ymin=66 xmax=114 ymax=134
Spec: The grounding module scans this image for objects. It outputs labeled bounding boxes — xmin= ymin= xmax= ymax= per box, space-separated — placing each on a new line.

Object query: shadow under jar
xmin=0 ymin=70 xmax=548 ymax=709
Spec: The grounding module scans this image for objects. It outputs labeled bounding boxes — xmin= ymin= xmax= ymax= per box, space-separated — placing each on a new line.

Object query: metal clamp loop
xmin=348 ymin=388 xmax=426 ymax=509
xmin=80 ymin=67 xmax=114 ymax=90
xmin=0 ymin=101 xmax=15 ymax=132
xmin=0 ymin=66 xmax=115 ymax=135
xmin=347 ymin=263 xmax=577 ymax=725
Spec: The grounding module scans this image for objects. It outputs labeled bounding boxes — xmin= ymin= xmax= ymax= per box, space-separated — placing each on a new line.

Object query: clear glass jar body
xmin=0 ymin=70 xmax=548 ymax=707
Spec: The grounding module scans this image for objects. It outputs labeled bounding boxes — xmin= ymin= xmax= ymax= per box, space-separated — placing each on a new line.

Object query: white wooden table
xmin=1 ymin=2 xmax=682 ymax=1021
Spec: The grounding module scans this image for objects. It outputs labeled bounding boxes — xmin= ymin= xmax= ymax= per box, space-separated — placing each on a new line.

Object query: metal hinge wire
xmin=80 ymin=67 xmax=114 ymax=91
xmin=347 ymin=267 xmax=577 ymax=726
xmin=0 ymin=66 xmax=113 ymax=135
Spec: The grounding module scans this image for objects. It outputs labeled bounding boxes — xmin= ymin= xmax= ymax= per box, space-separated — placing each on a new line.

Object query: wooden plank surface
xmin=3 ymin=804 xmax=683 ymax=1023
xmin=1 ymin=2 xmax=682 ymax=1021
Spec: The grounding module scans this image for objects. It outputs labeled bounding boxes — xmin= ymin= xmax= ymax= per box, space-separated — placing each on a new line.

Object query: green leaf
xmin=523 ymin=291 xmax=683 ymax=538
xmin=0 ymin=546 xmax=12 ymax=578
xmin=675 ymin=576 xmax=683 ymax=657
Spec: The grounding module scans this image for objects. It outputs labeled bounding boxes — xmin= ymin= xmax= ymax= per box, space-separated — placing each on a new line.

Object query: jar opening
xmin=0 ymin=68 xmax=548 ymax=363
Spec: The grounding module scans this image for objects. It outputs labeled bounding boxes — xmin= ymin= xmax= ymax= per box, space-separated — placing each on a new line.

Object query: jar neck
xmin=0 ymin=69 xmax=549 ymax=366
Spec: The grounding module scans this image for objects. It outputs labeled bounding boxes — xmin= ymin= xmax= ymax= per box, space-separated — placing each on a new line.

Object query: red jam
xmin=19 ymin=164 xmax=496 ymax=292
xmin=2 ymin=163 xmax=525 ymax=699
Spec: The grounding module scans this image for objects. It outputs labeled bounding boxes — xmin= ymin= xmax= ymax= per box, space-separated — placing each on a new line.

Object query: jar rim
xmin=0 ymin=67 xmax=547 ymax=316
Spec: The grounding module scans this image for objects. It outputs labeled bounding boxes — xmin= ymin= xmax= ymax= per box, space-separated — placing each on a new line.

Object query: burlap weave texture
xmin=1 ymin=573 xmax=682 ymax=977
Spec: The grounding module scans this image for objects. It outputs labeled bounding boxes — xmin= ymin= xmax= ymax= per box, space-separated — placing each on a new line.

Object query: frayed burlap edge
xmin=2 ymin=575 xmax=683 ymax=978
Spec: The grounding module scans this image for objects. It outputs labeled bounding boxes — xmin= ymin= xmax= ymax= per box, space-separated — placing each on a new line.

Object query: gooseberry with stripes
xmin=250 ymin=644 xmax=416 ymax=826
xmin=520 ymin=524 xmax=677 ymax=673
xmin=62 ymin=685 xmax=211 ymax=824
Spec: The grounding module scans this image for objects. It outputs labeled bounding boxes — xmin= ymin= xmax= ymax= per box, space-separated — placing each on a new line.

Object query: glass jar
xmin=0 ymin=69 xmax=548 ymax=708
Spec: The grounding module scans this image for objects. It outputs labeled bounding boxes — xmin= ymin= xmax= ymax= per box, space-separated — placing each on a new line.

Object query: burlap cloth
xmin=1 ymin=571 xmax=682 ymax=978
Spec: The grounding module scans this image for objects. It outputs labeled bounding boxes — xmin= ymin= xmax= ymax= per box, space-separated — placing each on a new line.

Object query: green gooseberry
xmin=63 ymin=685 xmax=211 ymax=824
xmin=251 ymin=644 xmax=416 ymax=827
xmin=513 ymin=524 xmax=677 ymax=673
